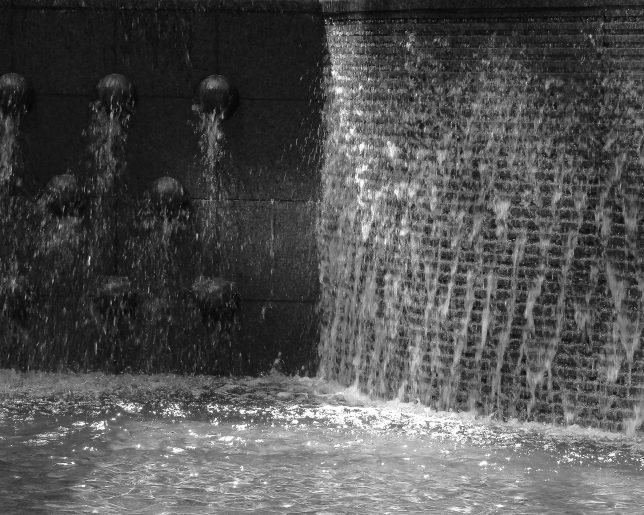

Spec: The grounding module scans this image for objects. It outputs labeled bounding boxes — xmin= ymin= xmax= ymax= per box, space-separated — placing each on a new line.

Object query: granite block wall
xmin=1 ymin=0 xmax=325 ymax=374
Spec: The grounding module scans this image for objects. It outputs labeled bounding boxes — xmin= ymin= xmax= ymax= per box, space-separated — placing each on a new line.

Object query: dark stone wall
xmin=1 ymin=0 xmax=326 ymax=374
xmin=318 ymin=3 xmax=644 ymax=430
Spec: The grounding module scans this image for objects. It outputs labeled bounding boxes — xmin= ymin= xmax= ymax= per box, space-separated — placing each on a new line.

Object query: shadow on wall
xmin=0 ymin=1 xmax=328 ymax=375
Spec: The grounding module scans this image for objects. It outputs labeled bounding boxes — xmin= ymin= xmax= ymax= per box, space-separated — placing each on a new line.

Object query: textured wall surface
xmin=1 ymin=0 xmax=325 ymax=374
xmin=318 ymin=3 xmax=644 ymax=430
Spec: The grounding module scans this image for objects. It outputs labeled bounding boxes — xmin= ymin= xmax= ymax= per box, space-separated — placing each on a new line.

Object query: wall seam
xmin=214 ymin=11 xmax=220 ymax=73
xmin=10 ymin=0 xmax=15 ymax=70
xmin=112 ymin=0 xmax=118 ymax=70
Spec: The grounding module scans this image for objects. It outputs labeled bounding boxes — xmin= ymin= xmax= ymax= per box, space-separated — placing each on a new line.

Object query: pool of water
xmin=1 ymin=372 xmax=643 ymax=514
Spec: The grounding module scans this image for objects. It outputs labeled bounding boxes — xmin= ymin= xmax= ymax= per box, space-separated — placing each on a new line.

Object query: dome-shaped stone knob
xmin=0 ymin=275 xmax=31 ymax=324
xmin=91 ymin=275 xmax=137 ymax=319
xmin=196 ymin=75 xmax=239 ymax=120
xmin=42 ymin=174 xmax=85 ymax=218
xmin=191 ymin=275 xmax=240 ymax=324
xmin=0 ymin=73 xmax=33 ymax=116
xmin=143 ymin=176 xmax=191 ymax=221
xmin=96 ymin=73 xmax=136 ymax=115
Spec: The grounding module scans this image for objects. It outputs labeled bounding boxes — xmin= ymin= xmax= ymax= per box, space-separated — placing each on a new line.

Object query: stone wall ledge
xmin=5 ymin=0 xmax=321 ymax=12
xmin=321 ymin=0 xmax=644 ymax=14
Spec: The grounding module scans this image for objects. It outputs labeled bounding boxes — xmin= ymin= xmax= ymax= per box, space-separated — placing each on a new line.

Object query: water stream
xmin=318 ymin=28 xmax=644 ymax=431
xmin=0 ymin=76 xmax=240 ymax=375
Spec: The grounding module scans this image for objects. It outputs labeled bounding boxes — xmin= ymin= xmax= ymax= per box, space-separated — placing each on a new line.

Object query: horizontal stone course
xmin=0 ymin=8 xmax=12 ymax=70
xmin=218 ymin=12 xmax=326 ymax=101
xmin=321 ymin=0 xmax=644 ymax=14
xmin=8 ymin=0 xmax=321 ymax=12
xmin=115 ymin=8 xmax=218 ymax=98
xmin=20 ymin=94 xmax=91 ymax=186
xmin=11 ymin=8 xmax=115 ymax=96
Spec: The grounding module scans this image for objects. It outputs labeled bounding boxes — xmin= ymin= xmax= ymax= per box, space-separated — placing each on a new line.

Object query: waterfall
xmin=317 ymin=21 xmax=644 ymax=429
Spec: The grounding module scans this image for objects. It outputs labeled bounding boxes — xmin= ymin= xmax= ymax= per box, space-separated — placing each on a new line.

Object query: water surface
xmin=1 ymin=372 xmax=643 ymax=513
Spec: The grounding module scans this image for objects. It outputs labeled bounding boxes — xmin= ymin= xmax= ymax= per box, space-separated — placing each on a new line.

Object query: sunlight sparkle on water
xmin=0 ymin=372 xmax=643 ymax=513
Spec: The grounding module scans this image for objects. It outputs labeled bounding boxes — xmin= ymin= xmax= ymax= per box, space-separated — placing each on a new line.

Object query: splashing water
xmin=193 ymin=107 xmax=230 ymax=277
xmin=318 ymin=28 xmax=644 ymax=432
xmin=0 ymin=114 xmax=20 ymax=190
xmin=0 ymin=371 xmax=643 ymax=513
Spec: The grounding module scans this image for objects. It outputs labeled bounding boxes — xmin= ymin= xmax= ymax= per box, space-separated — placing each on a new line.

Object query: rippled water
xmin=1 ymin=372 xmax=643 ymax=513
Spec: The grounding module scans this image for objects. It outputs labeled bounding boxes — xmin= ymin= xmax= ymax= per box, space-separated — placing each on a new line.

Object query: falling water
xmin=188 ymin=88 xmax=242 ymax=371
xmin=21 ymin=87 xmax=137 ymax=370
xmin=0 ymin=95 xmax=37 ymax=368
xmin=0 ymin=112 xmax=24 ymax=272
xmin=193 ymin=106 xmax=228 ymax=277
xmin=0 ymin=72 xmax=241 ymax=374
xmin=0 ymin=115 xmax=19 ymax=189
xmin=318 ymin=24 xmax=644 ymax=430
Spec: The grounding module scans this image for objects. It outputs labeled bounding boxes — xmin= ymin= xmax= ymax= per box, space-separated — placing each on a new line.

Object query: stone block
xmin=207 ymin=200 xmax=319 ymax=302
xmin=21 ymin=94 xmax=91 ymax=187
xmin=209 ymin=200 xmax=275 ymax=300
xmin=238 ymin=299 xmax=318 ymax=374
xmin=116 ymin=0 xmax=321 ymax=11
xmin=115 ymin=198 xmax=200 ymax=291
xmin=217 ymin=12 xmax=326 ymax=101
xmin=12 ymin=9 xmax=115 ymax=95
xmin=149 ymin=200 xmax=274 ymax=300
xmin=116 ymin=198 xmax=319 ymax=303
xmin=225 ymin=98 xmax=323 ymax=201
xmin=10 ymin=0 xmax=112 ymax=7
xmin=115 ymin=9 xmax=217 ymax=97
xmin=0 ymin=8 xmax=12 ymax=72
xmin=124 ymin=96 xmax=200 ymax=195
xmin=272 ymin=200 xmax=319 ymax=301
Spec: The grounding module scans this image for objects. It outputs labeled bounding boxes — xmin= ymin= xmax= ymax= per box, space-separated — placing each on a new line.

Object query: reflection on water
xmin=0 ymin=372 xmax=643 ymax=513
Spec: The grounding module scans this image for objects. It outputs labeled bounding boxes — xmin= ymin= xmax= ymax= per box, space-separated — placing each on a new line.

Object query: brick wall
xmin=318 ymin=1 xmax=644 ymax=429
xmin=0 ymin=0 xmax=326 ymax=374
